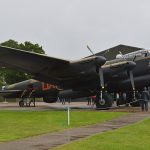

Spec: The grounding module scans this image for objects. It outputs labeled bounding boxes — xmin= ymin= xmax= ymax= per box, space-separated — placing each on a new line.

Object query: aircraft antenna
xmin=87 ymin=45 xmax=95 ymax=56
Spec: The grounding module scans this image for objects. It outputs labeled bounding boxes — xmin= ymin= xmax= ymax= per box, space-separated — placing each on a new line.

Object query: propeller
xmin=87 ymin=45 xmax=95 ymax=56
xmin=118 ymin=51 xmax=136 ymax=98
xmin=128 ymin=54 xmax=136 ymax=97
xmin=87 ymin=45 xmax=110 ymax=57
xmin=87 ymin=45 xmax=105 ymax=100
xmin=99 ymin=68 xmax=104 ymax=89
xmin=129 ymin=71 xmax=135 ymax=90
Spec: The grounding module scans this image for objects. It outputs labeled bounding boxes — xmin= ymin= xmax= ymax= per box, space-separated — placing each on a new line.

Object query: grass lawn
xmin=52 ymin=117 xmax=150 ymax=150
xmin=0 ymin=110 xmax=126 ymax=142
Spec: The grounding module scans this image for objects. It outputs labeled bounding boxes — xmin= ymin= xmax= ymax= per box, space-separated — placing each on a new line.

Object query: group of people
xmin=57 ymin=97 xmax=72 ymax=105
xmin=87 ymin=95 xmax=96 ymax=106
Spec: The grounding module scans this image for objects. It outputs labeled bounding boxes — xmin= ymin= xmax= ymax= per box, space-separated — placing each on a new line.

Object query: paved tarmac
xmin=0 ymin=101 xmax=93 ymax=111
xmin=0 ymin=101 xmax=143 ymax=112
xmin=0 ymin=112 xmax=149 ymax=150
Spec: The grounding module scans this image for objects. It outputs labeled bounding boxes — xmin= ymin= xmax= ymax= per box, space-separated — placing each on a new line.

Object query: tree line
xmin=0 ymin=39 xmax=45 ymax=86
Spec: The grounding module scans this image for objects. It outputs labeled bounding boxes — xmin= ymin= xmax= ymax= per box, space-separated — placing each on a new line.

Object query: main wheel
xmin=95 ymin=92 xmax=113 ymax=109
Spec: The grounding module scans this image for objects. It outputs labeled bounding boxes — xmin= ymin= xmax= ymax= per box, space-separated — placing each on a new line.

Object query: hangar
xmin=95 ymin=44 xmax=143 ymax=60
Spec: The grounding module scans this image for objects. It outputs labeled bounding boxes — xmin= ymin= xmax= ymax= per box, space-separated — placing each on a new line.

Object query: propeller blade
xmin=129 ymin=71 xmax=135 ymax=90
xmin=87 ymin=45 xmax=95 ymax=56
xmin=99 ymin=68 xmax=104 ymax=89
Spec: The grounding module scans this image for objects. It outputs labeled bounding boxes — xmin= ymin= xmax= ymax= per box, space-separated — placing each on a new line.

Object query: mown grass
xmin=53 ymin=117 xmax=150 ymax=150
xmin=0 ymin=110 xmax=126 ymax=142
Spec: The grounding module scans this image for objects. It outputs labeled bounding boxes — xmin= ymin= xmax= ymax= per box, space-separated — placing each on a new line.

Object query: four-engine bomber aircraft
xmin=0 ymin=45 xmax=150 ymax=109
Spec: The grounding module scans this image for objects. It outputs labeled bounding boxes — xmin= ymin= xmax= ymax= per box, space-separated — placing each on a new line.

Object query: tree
xmin=0 ymin=39 xmax=45 ymax=86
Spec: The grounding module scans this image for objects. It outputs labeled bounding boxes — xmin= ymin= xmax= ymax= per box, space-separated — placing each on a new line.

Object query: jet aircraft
xmin=0 ymin=79 xmax=60 ymax=106
xmin=0 ymin=45 xmax=149 ymax=109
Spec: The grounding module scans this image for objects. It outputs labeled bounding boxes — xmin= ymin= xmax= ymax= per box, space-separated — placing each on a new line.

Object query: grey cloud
xmin=0 ymin=0 xmax=150 ymax=59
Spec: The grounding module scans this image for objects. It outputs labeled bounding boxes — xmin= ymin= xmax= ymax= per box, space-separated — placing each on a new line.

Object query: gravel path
xmin=0 ymin=113 xmax=149 ymax=150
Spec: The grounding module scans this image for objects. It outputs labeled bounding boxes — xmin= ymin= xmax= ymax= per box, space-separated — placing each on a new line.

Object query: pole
xmin=67 ymin=102 xmax=70 ymax=126
xmin=3 ymin=98 xmax=8 ymax=103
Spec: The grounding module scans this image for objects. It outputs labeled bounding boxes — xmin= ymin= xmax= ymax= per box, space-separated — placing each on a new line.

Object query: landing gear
xmin=95 ymin=92 xmax=113 ymax=109
xmin=128 ymin=71 xmax=140 ymax=106
xmin=96 ymin=67 xmax=113 ymax=109
xmin=19 ymin=98 xmax=36 ymax=107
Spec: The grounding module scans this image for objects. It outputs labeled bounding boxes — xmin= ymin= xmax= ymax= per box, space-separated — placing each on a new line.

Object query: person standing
xmin=141 ymin=87 xmax=149 ymax=112
xmin=91 ymin=95 xmax=96 ymax=107
xmin=61 ymin=98 xmax=66 ymax=105
xmin=87 ymin=97 xmax=91 ymax=105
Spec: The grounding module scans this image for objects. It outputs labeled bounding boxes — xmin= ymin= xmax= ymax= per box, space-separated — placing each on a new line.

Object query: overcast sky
xmin=0 ymin=0 xmax=150 ymax=60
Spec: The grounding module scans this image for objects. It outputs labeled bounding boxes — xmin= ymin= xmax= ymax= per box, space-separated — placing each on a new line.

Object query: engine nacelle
xmin=125 ymin=61 xmax=136 ymax=71
xmin=77 ymin=56 xmax=106 ymax=66
xmin=43 ymin=96 xmax=57 ymax=103
xmin=59 ymin=89 xmax=92 ymax=99
xmin=94 ymin=56 xmax=106 ymax=66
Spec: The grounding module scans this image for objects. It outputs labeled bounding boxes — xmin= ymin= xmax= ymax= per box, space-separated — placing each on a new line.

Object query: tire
xmin=95 ymin=92 xmax=113 ymax=109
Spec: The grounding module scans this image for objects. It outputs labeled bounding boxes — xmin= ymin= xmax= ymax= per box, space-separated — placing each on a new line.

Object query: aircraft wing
xmin=0 ymin=89 xmax=21 ymax=96
xmin=0 ymin=46 xmax=70 ymax=83
xmin=102 ymin=60 xmax=136 ymax=80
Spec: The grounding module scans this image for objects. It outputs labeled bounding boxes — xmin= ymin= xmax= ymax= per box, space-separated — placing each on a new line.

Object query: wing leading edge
xmin=0 ymin=46 xmax=70 ymax=83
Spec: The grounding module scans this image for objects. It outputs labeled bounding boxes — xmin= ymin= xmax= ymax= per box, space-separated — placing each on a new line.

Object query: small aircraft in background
xmin=0 ymin=44 xmax=150 ymax=109
xmin=0 ymin=79 xmax=60 ymax=107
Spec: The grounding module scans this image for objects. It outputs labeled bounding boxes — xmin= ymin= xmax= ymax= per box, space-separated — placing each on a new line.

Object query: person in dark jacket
xmin=141 ymin=87 xmax=149 ymax=112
